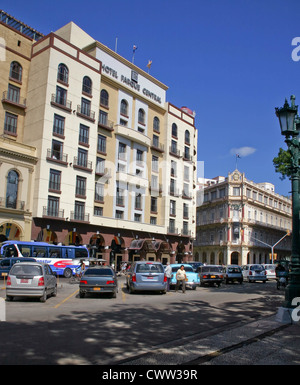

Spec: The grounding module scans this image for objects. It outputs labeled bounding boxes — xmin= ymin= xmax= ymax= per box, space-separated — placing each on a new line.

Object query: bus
xmin=0 ymin=241 xmax=89 ymax=278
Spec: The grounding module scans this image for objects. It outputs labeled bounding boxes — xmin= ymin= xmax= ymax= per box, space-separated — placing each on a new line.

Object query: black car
xmin=199 ymin=265 xmax=224 ymax=287
xmin=79 ymin=265 xmax=118 ymax=298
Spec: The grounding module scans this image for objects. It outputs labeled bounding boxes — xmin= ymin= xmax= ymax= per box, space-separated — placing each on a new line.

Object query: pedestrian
xmin=176 ymin=264 xmax=187 ymax=293
xmin=165 ymin=262 xmax=172 ymax=292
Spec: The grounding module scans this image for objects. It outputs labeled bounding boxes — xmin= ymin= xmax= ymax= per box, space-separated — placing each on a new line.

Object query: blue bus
xmin=0 ymin=241 xmax=89 ymax=278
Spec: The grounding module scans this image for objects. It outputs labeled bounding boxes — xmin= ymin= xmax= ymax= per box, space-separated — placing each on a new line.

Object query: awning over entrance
xmin=128 ymin=239 xmax=172 ymax=253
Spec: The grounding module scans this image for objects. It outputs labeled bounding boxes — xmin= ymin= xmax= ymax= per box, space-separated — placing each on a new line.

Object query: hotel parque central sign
xmin=102 ymin=64 xmax=162 ymax=104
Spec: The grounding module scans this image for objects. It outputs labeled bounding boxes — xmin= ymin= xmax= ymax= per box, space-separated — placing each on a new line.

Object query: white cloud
xmin=230 ymin=146 xmax=256 ymax=157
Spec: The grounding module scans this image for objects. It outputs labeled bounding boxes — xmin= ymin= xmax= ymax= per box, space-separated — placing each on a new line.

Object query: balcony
xmin=169 ymin=146 xmax=181 ymax=158
xmin=2 ymin=91 xmax=26 ymax=109
xmin=77 ymin=104 xmax=95 ymax=123
xmin=42 ymin=206 xmax=64 ymax=219
xmin=167 ymin=226 xmax=178 ymax=235
xmin=46 ymin=149 xmax=68 ymax=165
xmin=50 ymin=93 xmax=72 ymax=112
xmin=98 ymin=117 xmax=114 ymax=132
xmin=181 ymin=228 xmax=191 ymax=237
xmin=73 ymin=156 xmax=93 ymax=173
xmin=182 ymin=190 xmax=192 ymax=200
xmin=115 ymin=124 xmax=151 ymax=147
xmin=151 ymin=140 xmax=164 ymax=153
xmin=70 ymin=211 xmax=90 ymax=223
xmin=0 ymin=197 xmax=25 ymax=211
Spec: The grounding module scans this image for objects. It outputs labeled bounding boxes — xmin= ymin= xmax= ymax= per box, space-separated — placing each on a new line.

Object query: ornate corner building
xmin=194 ymin=170 xmax=292 ymax=265
xmin=0 ymin=11 xmax=197 ymax=267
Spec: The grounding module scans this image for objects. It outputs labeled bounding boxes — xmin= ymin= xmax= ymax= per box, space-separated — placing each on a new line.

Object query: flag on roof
xmin=147 ymin=60 xmax=152 ymax=69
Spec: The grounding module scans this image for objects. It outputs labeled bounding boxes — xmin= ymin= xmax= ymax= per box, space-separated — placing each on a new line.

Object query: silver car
xmin=6 ymin=262 xmax=57 ymax=302
xmin=224 ymin=265 xmax=243 ymax=284
xmin=126 ymin=261 xmax=167 ymax=294
xmin=242 ymin=264 xmax=267 ymax=283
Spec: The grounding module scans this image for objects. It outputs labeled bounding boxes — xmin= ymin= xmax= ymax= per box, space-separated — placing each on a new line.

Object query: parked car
xmin=198 ymin=265 xmax=224 ymax=287
xmin=6 ymin=262 xmax=57 ymax=302
xmin=186 ymin=262 xmax=204 ymax=272
xmin=241 ymin=264 xmax=267 ymax=283
xmin=262 ymin=264 xmax=276 ymax=280
xmin=79 ymin=265 xmax=118 ymax=298
xmin=126 ymin=261 xmax=167 ymax=294
xmin=224 ymin=265 xmax=243 ymax=284
xmin=170 ymin=264 xmax=199 ymax=290
xmin=0 ymin=257 xmax=36 ymax=278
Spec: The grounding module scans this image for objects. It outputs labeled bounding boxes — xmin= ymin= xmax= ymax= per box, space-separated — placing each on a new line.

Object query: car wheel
xmin=129 ymin=285 xmax=135 ymax=294
xmin=6 ymin=295 xmax=13 ymax=301
xmin=79 ymin=291 xmax=85 ymax=298
xmin=112 ymin=291 xmax=117 ymax=298
xmin=63 ymin=268 xmax=72 ymax=279
xmin=40 ymin=290 xmax=47 ymax=303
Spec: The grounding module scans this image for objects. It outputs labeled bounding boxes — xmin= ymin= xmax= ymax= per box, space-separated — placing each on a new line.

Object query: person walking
xmin=165 ymin=262 xmax=172 ymax=292
xmin=176 ymin=265 xmax=187 ymax=293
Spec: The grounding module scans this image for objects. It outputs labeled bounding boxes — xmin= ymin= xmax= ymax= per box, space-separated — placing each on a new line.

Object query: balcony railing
xmin=2 ymin=91 xmax=26 ymax=109
xmin=167 ymin=226 xmax=178 ymax=235
xmin=0 ymin=197 xmax=25 ymax=210
xmin=151 ymin=140 xmax=164 ymax=153
xmin=73 ymin=156 xmax=92 ymax=172
xmin=70 ymin=211 xmax=90 ymax=222
xmin=77 ymin=104 xmax=95 ymax=122
xmin=169 ymin=146 xmax=181 ymax=158
xmin=51 ymin=93 xmax=72 ymax=112
xmin=46 ymin=149 xmax=68 ymax=164
xmin=98 ymin=117 xmax=114 ymax=131
xmin=43 ymin=206 xmax=64 ymax=219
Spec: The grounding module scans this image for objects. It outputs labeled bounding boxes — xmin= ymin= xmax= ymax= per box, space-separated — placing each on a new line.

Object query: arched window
xmin=6 ymin=170 xmax=19 ymax=209
xmin=100 ymin=89 xmax=109 ymax=107
xmin=120 ymin=99 xmax=128 ymax=116
xmin=138 ymin=108 xmax=145 ymax=125
xmin=57 ymin=63 xmax=69 ymax=84
xmin=10 ymin=61 xmax=22 ymax=82
xmin=153 ymin=117 xmax=160 ymax=132
xmin=185 ymin=130 xmax=190 ymax=145
xmin=172 ymin=123 xmax=177 ymax=138
xmin=82 ymin=76 xmax=92 ymax=95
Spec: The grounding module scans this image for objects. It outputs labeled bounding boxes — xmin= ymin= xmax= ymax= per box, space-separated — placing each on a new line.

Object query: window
xmin=184 ymin=146 xmax=190 ymax=160
xmin=169 ymin=218 xmax=176 ymax=233
xmin=77 ymin=148 xmax=88 ymax=168
xmin=138 ymin=108 xmax=145 ymax=125
xmin=4 ymin=112 xmax=18 ymax=135
xmin=185 ymin=130 xmax=190 ymax=145
xmin=95 ymin=182 xmax=104 ymax=202
xmin=6 ymin=170 xmax=19 ymax=209
xmin=97 ymin=134 xmax=106 ymax=153
xmin=151 ymin=197 xmax=157 ymax=212
xmin=79 ymin=124 xmax=89 ymax=145
xmin=152 ymin=156 xmax=159 ymax=172
xmin=55 ymin=86 xmax=67 ymax=106
xmin=94 ymin=206 xmax=103 ymax=216
xmin=10 ymin=61 xmax=22 ymax=82
xmin=120 ymin=99 xmax=128 ymax=116
xmin=183 ymin=203 xmax=189 ymax=218
xmin=184 ymin=165 xmax=189 ymax=181
xmin=150 ymin=216 xmax=157 ymax=225
xmin=233 ymin=187 xmax=240 ymax=196
xmin=136 ymin=149 xmax=144 ymax=165
xmin=134 ymin=213 xmax=141 ymax=222
xmin=172 ymin=123 xmax=177 ymax=138
xmin=118 ymin=142 xmax=126 ymax=160
xmin=57 ymin=64 xmax=69 ymax=84
xmin=153 ymin=134 xmax=159 ymax=148
xmin=116 ymin=210 xmax=124 ymax=219
xmin=99 ymin=110 xmax=108 ymax=126
xmin=116 ymin=183 xmax=124 ymax=206
xmin=49 ymin=169 xmax=61 ymax=191
xmin=76 ymin=176 xmax=86 ymax=197
xmin=135 ymin=193 xmax=142 ymax=210
xmin=81 ymin=98 xmax=91 ymax=116
xmin=171 ymin=160 xmax=177 ymax=177
xmin=74 ymin=201 xmax=85 ymax=221
xmin=51 ymin=140 xmax=63 ymax=160
xmin=170 ymin=200 xmax=176 ymax=216
xmin=171 ymin=140 xmax=177 ymax=154
xmin=153 ymin=117 xmax=160 ymax=132
xmin=53 ymin=114 xmax=65 ymax=136
xmin=100 ymin=89 xmax=109 ymax=107
xmin=7 ymin=84 xmax=20 ymax=103
xmin=82 ymin=76 xmax=92 ymax=95
xmin=47 ymin=196 xmax=59 ymax=217
xmin=96 ymin=157 xmax=105 ymax=174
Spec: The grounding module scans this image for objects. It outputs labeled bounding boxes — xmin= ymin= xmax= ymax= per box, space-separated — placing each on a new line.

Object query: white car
xmin=262 ymin=264 xmax=276 ymax=280
xmin=241 ymin=264 xmax=267 ymax=283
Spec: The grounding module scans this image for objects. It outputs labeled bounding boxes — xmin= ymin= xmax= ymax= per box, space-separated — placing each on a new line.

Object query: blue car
xmin=170 ymin=264 xmax=200 ymax=290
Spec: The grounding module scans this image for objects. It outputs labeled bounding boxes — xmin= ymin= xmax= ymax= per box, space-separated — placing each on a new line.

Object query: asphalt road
xmin=0 ymin=276 xmax=285 ymax=365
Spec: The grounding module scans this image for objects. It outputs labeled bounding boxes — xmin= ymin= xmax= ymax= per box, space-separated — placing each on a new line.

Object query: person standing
xmin=176 ymin=265 xmax=187 ymax=293
xmin=165 ymin=262 xmax=172 ymax=292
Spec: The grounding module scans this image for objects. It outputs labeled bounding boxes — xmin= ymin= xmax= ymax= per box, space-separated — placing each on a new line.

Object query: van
xmin=126 ymin=261 xmax=167 ymax=294
xmin=0 ymin=257 xmax=36 ymax=277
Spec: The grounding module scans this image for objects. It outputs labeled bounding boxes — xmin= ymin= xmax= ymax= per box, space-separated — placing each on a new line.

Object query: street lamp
xmin=275 ymin=95 xmax=300 ymax=309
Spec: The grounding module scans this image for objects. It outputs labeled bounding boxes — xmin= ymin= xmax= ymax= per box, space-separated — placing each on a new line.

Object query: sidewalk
xmin=119 ymin=312 xmax=300 ymax=365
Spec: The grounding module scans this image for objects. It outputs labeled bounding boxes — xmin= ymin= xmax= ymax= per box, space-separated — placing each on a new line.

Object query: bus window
xmin=33 ymin=246 xmax=47 ymax=258
xmin=49 ymin=247 xmax=61 ymax=258
xmin=75 ymin=248 xmax=88 ymax=259
xmin=19 ymin=245 xmax=31 ymax=257
xmin=63 ymin=248 xmax=74 ymax=258
xmin=4 ymin=245 xmax=18 ymax=258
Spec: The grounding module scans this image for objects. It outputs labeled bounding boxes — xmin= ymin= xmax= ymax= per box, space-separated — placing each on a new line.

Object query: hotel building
xmin=194 ymin=170 xmax=292 ymax=265
xmin=0 ymin=12 xmax=197 ymax=268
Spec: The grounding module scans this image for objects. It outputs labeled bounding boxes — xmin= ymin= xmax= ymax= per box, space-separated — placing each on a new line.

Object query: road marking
xmin=54 ymin=289 xmax=79 ymax=309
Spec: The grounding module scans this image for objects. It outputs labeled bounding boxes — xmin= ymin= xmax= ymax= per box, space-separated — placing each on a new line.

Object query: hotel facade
xmin=0 ymin=12 xmax=197 ymax=268
xmin=194 ymin=170 xmax=292 ymax=266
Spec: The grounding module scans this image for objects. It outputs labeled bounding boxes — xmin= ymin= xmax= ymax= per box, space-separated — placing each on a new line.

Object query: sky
xmin=2 ymin=0 xmax=300 ymax=196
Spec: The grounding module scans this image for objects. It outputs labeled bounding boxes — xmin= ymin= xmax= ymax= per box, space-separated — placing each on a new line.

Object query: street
xmin=0 ymin=277 xmax=285 ymax=365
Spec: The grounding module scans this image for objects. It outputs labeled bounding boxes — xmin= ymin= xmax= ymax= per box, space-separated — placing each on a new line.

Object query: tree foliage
xmin=273 ymin=148 xmax=292 ymax=180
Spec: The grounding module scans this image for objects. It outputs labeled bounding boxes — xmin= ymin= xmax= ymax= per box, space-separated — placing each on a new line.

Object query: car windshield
xmin=84 ymin=268 xmax=113 ymax=276
xmin=10 ymin=264 xmax=43 ymax=276
xmin=136 ymin=264 xmax=164 ymax=273
xmin=250 ymin=265 xmax=264 ymax=271
xmin=171 ymin=266 xmax=194 ymax=273
xmin=201 ymin=266 xmax=223 ymax=273
xmin=227 ymin=267 xmax=241 ymax=273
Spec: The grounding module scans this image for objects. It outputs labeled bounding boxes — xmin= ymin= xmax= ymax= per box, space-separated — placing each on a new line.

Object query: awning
xmin=128 ymin=239 xmax=172 ymax=253
xmin=128 ymin=239 xmax=145 ymax=250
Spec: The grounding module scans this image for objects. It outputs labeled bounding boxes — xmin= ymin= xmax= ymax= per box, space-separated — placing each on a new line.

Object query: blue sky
xmin=2 ymin=0 xmax=300 ymax=196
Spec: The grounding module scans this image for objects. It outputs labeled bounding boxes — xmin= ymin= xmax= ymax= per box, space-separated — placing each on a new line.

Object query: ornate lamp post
xmin=275 ymin=95 xmax=300 ymax=308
